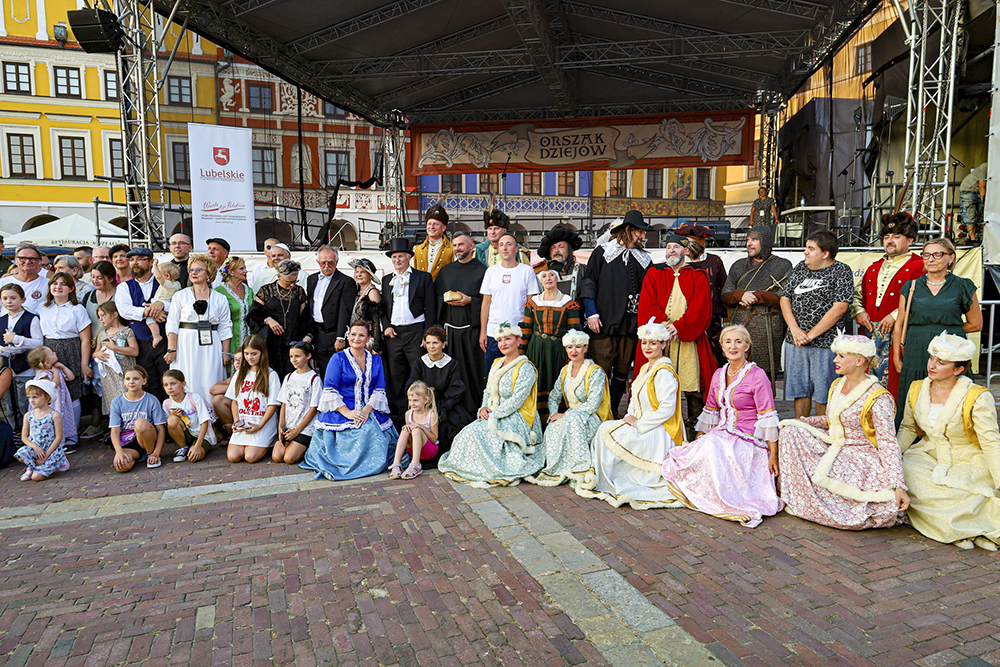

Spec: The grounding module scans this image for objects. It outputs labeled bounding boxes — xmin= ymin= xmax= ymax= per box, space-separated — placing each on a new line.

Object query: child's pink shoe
xmin=20 ymin=468 xmax=32 ymax=481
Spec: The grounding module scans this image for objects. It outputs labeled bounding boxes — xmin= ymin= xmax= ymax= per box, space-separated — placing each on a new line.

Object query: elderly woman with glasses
xmin=247 ymin=258 xmax=308 ymax=379
xmin=164 ymin=254 xmax=232 ymax=401
xmin=893 ymin=237 xmax=982 ymax=426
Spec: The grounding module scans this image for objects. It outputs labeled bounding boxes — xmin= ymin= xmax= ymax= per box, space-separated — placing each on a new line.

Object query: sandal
xmin=401 ymin=461 xmax=422 ymax=480
xmin=388 ymin=463 xmax=403 ymax=479
xmin=146 ymin=457 xmax=162 ymax=469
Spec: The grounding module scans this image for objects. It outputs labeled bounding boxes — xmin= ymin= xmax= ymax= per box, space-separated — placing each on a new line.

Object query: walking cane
xmin=765 ymin=311 xmax=778 ymax=399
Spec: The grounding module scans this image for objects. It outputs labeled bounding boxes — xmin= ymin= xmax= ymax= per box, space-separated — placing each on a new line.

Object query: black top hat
xmin=537 ymin=226 xmax=583 ymax=260
xmin=384 ymin=237 xmax=414 ymax=257
xmin=620 ymin=210 xmax=654 ymax=232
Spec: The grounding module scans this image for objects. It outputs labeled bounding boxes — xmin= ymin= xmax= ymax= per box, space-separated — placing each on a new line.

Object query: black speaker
xmin=67 ymin=9 xmax=124 ymax=53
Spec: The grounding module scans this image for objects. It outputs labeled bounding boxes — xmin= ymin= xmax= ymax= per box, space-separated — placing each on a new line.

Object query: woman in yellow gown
xmin=898 ymin=332 xmax=1000 ymax=550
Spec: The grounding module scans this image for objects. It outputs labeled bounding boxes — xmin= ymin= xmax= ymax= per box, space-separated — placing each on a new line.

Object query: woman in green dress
xmin=439 ymin=323 xmax=544 ymax=487
xmin=215 ymin=256 xmax=254 ymax=363
xmin=893 ymin=237 xmax=982 ymax=426
xmin=519 ymin=265 xmax=581 ymax=423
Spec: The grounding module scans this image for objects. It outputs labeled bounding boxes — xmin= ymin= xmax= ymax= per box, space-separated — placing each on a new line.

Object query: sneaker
xmin=19 ymin=468 xmax=32 ymax=481
xmin=58 ymin=459 xmax=70 ymax=472
xmin=64 ymin=447 xmax=76 ymax=455
xmin=81 ymin=425 xmax=103 ymax=439
xmin=173 ymin=447 xmax=189 ymax=463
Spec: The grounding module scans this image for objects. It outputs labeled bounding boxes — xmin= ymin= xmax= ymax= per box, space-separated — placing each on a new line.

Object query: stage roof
xmin=158 ymin=0 xmax=882 ymax=127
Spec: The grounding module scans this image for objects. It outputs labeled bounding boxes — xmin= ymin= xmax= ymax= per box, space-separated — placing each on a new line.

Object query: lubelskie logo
xmin=213 ymin=147 xmax=230 ymax=166
xmin=201 ymin=201 xmax=247 ymax=213
xmin=198 ymin=167 xmax=245 ymax=180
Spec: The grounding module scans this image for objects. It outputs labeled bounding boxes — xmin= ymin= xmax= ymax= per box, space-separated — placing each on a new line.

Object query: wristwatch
xmin=166 ymin=349 xmax=177 ymax=354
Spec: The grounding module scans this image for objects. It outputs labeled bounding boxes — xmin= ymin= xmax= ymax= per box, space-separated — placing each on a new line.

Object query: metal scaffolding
xmin=902 ymin=0 xmax=963 ymax=235
xmin=756 ymin=91 xmax=783 ymax=193
xmin=383 ymin=114 xmax=407 ymax=238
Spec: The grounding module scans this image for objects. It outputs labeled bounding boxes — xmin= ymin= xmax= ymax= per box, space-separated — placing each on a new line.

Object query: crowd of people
xmin=1 ymin=202 xmax=996 ymax=552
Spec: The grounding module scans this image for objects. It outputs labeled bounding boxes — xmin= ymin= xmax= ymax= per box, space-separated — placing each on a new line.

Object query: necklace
xmin=927 ymin=278 xmax=947 ymax=286
xmin=727 ymin=363 xmax=744 ymax=376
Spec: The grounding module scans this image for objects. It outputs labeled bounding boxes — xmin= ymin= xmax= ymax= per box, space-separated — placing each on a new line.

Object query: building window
xmin=109 ymin=138 xmax=124 ymax=178
xmin=247 ymin=83 xmax=273 ymax=113
xmin=609 ymin=170 xmax=628 ymax=197
xmin=746 ymin=160 xmax=758 ymax=182
xmin=324 ymin=150 xmax=350 ymax=186
xmin=7 ymin=134 xmax=36 ymax=178
xmin=252 ymin=147 xmax=276 ymax=186
xmin=646 ymin=169 xmax=663 ymax=198
xmin=695 ymin=168 xmax=712 ymax=200
xmin=558 ymin=171 xmax=575 ymax=196
xmin=324 ymin=101 xmax=347 ymax=118
xmin=53 ymin=67 xmax=81 ymax=98
xmin=856 ymin=42 xmax=873 ymax=75
xmin=479 ymin=173 xmax=500 ymax=194
xmin=59 ymin=136 xmax=87 ymax=179
xmin=441 ymin=173 xmax=461 ymax=193
xmin=104 ymin=70 xmax=118 ymax=101
xmin=522 ymin=172 xmax=541 ymax=195
xmin=3 ymin=62 xmax=30 ymax=94
xmin=167 ymin=76 xmax=192 ymax=106
xmin=172 ymin=142 xmax=190 ymax=183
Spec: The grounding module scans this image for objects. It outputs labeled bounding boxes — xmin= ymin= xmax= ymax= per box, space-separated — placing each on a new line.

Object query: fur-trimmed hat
xmin=425 ymin=193 xmax=449 ymax=225
xmin=537 ymin=225 xmax=582 ymax=260
xmin=880 ymin=211 xmax=917 ymax=240
xmin=637 ymin=317 xmax=671 ymax=342
xmin=830 ymin=330 xmax=876 ymax=359
xmin=927 ymin=331 xmax=977 ymax=363
xmin=562 ymin=329 xmax=589 ymax=347
xmin=493 ymin=321 xmax=520 ymax=340
xmin=484 ymin=206 xmax=510 ymax=230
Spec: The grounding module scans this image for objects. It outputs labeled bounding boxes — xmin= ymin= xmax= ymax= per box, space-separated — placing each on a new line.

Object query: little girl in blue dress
xmin=14 ymin=378 xmax=67 ymax=481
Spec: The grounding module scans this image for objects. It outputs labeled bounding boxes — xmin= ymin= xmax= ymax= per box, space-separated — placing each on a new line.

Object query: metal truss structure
xmin=902 ymin=0 xmax=963 ymax=236
xmin=755 ymin=92 xmax=783 ymax=193
xmin=383 ymin=115 xmax=408 ymax=237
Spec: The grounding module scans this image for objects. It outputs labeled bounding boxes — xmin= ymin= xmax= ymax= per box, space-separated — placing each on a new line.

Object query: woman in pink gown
xmin=661 ymin=325 xmax=782 ymax=527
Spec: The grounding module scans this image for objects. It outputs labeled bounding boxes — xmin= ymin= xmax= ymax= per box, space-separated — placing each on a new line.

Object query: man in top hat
xmin=533 ymin=225 xmax=585 ymax=301
xmin=852 ymin=212 xmax=924 ymax=393
xmin=636 ymin=233 xmax=717 ymax=440
xmin=413 ymin=198 xmax=453 ymax=279
xmin=382 ymin=237 xmax=437 ymax=414
xmin=435 ymin=232 xmax=488 ymax=405
xmin=722 ymin=226 xmax=792 ymax=381
xmin=579 ymin=210 xmax=653 ymax=416
xmin=475 ymin=206 xmax=530 ymax=266
xmin=677 ymin=224 xmax=728 ymax=365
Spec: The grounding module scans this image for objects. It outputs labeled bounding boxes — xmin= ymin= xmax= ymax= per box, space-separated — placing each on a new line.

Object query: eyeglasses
xmin=188 ymin=267 xmax=206 ymax=274
xmin=265 ymin=244 xmax=273 ymax=250
xmin=169 ymin=241 xmax=190 ymax=247
xmin=318 ymin=260 xmax=336 ymax=267
xmin=15 ymin=255 xmax=39 ymax=262
xmin=920 ymin=251 xmax=952 ymax=260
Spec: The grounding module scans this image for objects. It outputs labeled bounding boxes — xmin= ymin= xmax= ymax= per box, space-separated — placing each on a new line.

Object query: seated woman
xmin=899 ymin=332 xmax=1000 ymax=550
xmin=661 ymin=325 xmax=782 ymax=527
xmin=777 ymin=333 xmax=909 ymax=530
xmin=525 ymin=329 xmax=611 ymax=487
xmin=438 ymin=323 xmax=544 ymax=487
xmin=300 ymin=320 xmax=398 ymax=481
xmin=576 ymin=319 xmax=684 ymax=509
xmin=405 ymin=326 xmax=473 ymax=453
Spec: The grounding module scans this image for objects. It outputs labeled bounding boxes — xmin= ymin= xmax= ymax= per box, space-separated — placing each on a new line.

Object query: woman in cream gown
xmin=576 ymin=319 xmax=685 ymax=509
xmin=898 ymin=332 xmax=1000 ymax=550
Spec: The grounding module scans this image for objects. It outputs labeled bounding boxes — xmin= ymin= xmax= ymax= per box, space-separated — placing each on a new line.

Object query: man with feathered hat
xmin=532 ymin=225 xmax=585 ymax=301
xmin=412 ymin=196 xmax=453 ymax=279
xmin=852 ymin=211 xmax=924 ymax=394
xmin=475 ymin=206 xmax=530 ymax=266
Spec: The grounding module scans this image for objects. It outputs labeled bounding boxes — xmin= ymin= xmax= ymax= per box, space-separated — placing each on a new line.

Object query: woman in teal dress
xmin=893 ymin=237 xmax=982 ymax=426
xmin=215 ymin=256 xmax=254 ymax=360
xmin=439 ymin=322 xmax=544 ymax=487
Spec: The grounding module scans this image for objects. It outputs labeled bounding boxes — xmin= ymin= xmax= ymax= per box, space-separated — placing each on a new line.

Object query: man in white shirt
xmin=0 ymin=243 xmax=50 ymax=315
xmin=114 ymin=247 xmax=170 ymax=399
xmin=206 ymin=238 xmax=231 ymax=288
xmin=480 ymin=233 xmax=539 ymax=368
xmin=248 ymin=237 xmax=280 ymax=289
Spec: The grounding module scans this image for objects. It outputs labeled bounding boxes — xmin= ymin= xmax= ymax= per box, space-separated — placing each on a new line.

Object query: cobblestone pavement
xmin=1 ymin=401 xmax=999 ymax=666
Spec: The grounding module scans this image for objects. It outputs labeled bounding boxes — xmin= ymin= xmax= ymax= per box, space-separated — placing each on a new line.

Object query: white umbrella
xmin=5 ymin=214 xmax=128 ymax=248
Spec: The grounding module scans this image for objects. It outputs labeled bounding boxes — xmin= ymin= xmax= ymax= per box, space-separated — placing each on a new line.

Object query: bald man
xmin=249 ymin=237 xmax=280 ymax=290
xmin=168 ymin=233 xmax=193 ymax=287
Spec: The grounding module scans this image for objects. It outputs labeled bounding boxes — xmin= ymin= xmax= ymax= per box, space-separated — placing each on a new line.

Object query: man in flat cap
xmin=678 ymin=224 xmax=728 ymax=365
xmin=413 ymin=198 xmax=453 ymax=279
xmin=533 ymin=225 xmax=585 ymax=301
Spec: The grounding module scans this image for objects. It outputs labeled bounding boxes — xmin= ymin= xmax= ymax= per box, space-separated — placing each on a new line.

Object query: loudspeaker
xmin=67 ymin=9 xmax=124 ymax=53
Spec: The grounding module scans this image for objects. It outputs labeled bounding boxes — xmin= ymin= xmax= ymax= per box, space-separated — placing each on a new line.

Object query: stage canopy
xmin=156 ymin=0 xmax=882 ymax=126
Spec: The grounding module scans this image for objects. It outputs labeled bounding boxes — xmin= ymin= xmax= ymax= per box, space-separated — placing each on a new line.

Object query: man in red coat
xmin=635 ymin=233 xmax=718 ymax=440
xmin=852 ymin=212 xmax=924 ymax=394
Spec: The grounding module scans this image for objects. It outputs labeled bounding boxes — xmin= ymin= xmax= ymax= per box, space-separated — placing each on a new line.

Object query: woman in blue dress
xmin=300 ymin=320 xmax=399 ymax=480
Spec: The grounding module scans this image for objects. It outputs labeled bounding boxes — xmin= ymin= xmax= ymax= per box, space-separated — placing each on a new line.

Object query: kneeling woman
xmin=525 ymin=329 xmax=611 ymax=487
xmin=576 ymin=319 xmax=684 ymax=509
xmin=300 ymin=321 xmax=398 ymax=480
xmin=899 ymin=332 xmax=1000 ymax=550
xmin=778 ymin=333 xmax=909 ymax=530
xmin=438 ymin=323 xmax=544 ymax=487
xmin=661 ymin=325 xmax=781 ymax=527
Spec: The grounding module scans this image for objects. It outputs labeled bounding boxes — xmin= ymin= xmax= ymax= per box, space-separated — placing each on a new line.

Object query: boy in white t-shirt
xmin=161 ymin=369 xmax=217 ymax=462
xmin=480 ymin=233 xmax=539 ymax=368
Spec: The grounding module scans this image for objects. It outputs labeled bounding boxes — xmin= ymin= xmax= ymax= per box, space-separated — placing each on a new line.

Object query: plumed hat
xmin=537 ymin=225 xmax=582 ymax=260
xmin=562 ymin=329 xmax=589 ymax=347
xmin=637 ymin=317 xmax=671 ymax=342
xmin=830 ymin=330 xmax=876 ymax=358
xmin=348 ymin=257 xmax=379 ymax=282
xmin=676 ymin=224 xmax=715 ymax=244
xmin=484 ymin=205 xmax=510 ymax=230
xmin=425 ymin=193 xmax=449 ymax=225
xmin=927 ymin=331 xmax=977 ymax=363
xmin=880 ymin=211 xmax=917 ymax=240
xmin=616 ymin=209 xmax=654 ymax=232
xmin=493 ymin=321 xmax=520 ymax=340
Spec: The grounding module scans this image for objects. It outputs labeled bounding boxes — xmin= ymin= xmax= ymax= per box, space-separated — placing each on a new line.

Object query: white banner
xmin=189 ymin=123 xmax=256 ymax=252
